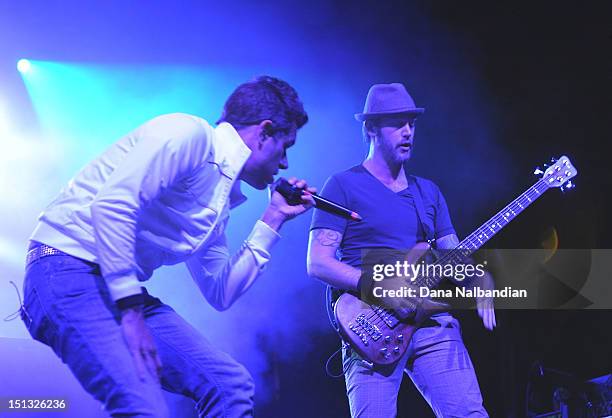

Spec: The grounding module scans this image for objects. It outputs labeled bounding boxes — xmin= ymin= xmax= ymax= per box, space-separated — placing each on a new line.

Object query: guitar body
xmin=334 ymin=242 xmax=449 ymax=367
xmin=334 ymin=293 xmax=416 ymax=367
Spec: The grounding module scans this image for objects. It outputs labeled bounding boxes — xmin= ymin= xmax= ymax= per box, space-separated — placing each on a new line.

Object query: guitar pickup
xmin=354 ymin=314 xmax=383 ymax=341
xmin=371 ymin=305 xmax=400 ymax=328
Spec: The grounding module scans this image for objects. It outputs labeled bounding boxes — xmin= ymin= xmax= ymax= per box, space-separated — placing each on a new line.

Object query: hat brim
xmin=354 ymin=108 xmax=425 ymax=122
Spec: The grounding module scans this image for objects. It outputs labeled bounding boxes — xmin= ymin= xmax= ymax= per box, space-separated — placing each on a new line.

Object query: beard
xmin=380 ymin=140 xmax=411 ymax=164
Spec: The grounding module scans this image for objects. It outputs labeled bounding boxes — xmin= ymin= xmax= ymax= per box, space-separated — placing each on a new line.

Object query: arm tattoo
xmin=313 ymin=229 xmax=342 ymax=247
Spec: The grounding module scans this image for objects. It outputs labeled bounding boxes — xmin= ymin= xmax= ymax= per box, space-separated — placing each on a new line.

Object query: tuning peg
xmin=533 ymin=167 xmax=544 ymax=176
xmin=561 ymin=181 xmax=575 ymax=192
xmin=551 ymin=157 xmax=558 ymax=163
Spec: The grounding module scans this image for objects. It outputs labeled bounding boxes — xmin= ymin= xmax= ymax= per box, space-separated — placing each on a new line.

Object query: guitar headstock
xmin=534 ymin=156 xmax=577 ymax=190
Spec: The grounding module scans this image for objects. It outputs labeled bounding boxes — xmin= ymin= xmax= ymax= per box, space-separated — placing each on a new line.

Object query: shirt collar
xmin=213 ymin=122 xmax=251 ymax=209
xmin=229 ymin=181 xmax=247 ymax=209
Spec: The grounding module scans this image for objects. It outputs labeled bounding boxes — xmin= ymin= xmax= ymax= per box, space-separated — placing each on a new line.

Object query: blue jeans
xmin=342 ymin=314 xmax=488 ymax=417
xmin=21 ymin=253 xmax=254 ymax=418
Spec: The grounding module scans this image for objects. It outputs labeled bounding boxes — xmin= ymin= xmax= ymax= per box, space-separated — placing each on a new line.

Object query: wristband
xmin=115 ymin=288 xmax=146 ymax=311
xmin=357 ymin=269 xmax=374 ymax=297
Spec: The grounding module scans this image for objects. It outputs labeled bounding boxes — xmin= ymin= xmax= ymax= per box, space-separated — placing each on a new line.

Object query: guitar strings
xmin=360 ymin=179 xmax=548 ymax=332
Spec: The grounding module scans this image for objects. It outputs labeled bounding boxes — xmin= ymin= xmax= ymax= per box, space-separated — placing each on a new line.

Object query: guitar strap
xmin=408 ymin=175 xmax=436 ymax=246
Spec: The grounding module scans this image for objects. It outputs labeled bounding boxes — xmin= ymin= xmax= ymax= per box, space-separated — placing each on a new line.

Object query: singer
xmin=307 ymin=83 xmax=495 ymax=417
xmin=21 ymin=76 xmax=315 ymax=418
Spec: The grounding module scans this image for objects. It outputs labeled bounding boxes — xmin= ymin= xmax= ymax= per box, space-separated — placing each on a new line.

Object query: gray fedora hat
xmin=354 ymin=83 xmax=425 ymax=121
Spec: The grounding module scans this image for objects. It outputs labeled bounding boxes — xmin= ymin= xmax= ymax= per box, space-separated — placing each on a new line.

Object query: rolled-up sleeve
xmin=186 ymin=220 xmax=280 ymax=311
xmin=91 ymin=114 xmax=212 ymax=302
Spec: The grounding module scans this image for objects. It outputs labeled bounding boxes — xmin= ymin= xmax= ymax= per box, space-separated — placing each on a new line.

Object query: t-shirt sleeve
xmin=310 ymin=175 xmax=348 ymax=234
xmin=434 ymin=187 xmax=456 ymax=238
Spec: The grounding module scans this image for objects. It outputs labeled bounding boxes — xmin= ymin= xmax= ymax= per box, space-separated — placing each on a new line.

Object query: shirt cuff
xmin=106 ymin=273 xmax=142 ymax=302
xmin=247 ymin=220 xmax=281 ymax=252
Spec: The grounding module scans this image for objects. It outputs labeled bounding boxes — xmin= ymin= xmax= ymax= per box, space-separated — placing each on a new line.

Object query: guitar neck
xmin=457 ymin=178 xmax=549 ymax=255
xmin=415 ymin=178 xmax=551 ymax=288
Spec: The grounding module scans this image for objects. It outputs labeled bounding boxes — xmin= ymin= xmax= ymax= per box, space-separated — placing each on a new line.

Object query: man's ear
xmin=365 ymin=120 xmax=378 ymax=142
xmin=258 ymin=120 xmax=274 ymax=142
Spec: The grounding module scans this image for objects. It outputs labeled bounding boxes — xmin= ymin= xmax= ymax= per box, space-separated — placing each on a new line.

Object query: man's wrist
xmin=120 ymin=305 xmax=144 ymax=320
xmin=357 ymin=269 xmax=374 ymax=298
xmin=116 ymin=288 xmax=146 ymax=314
xmin=260 ymin=208 xmax=286 ymax=232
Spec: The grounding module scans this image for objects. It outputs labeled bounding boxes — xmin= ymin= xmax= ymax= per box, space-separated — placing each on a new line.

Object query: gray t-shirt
xmin=310 ymin=165 xmax=456 ymax=269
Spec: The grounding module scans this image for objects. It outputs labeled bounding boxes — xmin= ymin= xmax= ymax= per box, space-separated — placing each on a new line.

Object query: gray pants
xmin=342 ymin=314 xmax=488 ymax=417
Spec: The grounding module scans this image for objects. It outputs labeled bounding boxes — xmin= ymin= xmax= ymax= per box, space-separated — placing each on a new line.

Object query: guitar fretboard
xmin=414 ymin=178 xmax=550 ymax=289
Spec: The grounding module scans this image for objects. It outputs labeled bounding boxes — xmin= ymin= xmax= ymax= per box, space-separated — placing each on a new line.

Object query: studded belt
xmin=26 ymin=243 xmax=69 ymax=267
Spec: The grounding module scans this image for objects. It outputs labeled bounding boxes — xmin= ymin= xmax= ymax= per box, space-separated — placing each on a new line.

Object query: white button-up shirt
xmin=31 ymin=113 xmax=280 ymax=310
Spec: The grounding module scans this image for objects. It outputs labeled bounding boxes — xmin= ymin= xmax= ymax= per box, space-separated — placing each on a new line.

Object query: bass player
xmin=307 ymin=83 xmax=495 ymax=417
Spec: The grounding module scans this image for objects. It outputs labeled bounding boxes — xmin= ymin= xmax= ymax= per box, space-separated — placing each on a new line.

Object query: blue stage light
xmin=17 ymin=59 xmax=31 ymax=73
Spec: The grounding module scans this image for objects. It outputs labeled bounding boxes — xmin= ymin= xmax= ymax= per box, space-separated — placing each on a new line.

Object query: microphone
xmin=274 ymin=178 xmax=363 ymax=222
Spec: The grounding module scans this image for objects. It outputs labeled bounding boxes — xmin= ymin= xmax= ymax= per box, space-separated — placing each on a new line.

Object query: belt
xmin=26 ymin=243 xmax=69 ymax=267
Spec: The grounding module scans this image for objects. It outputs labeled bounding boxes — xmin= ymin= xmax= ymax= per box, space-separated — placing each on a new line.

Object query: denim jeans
xmin=342 ymin=314 xmax=488 ymax=417
xmin=21 ymin=253 xmax=254 ymax=418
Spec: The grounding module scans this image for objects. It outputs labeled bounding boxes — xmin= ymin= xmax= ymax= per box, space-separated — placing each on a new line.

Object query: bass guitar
xmin=334 ymin=156 xmax=577 ymax=367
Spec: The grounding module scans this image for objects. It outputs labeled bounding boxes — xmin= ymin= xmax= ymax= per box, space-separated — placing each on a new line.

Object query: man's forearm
xmin=307 ymin=228 xmax=361 ymax=291
xmin=187 ymin=220 xmax=280 ymax=311
xmin=308 ymin=257 xmax=361 ymax=291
